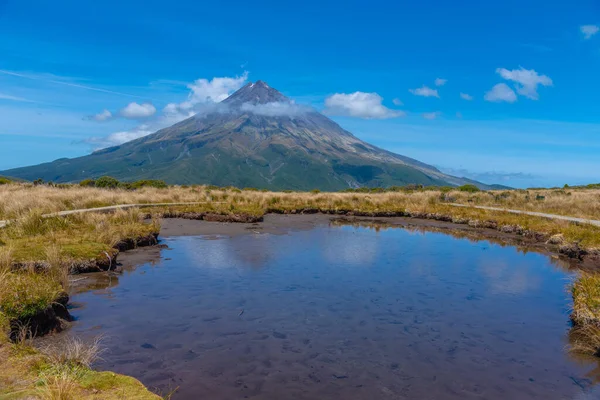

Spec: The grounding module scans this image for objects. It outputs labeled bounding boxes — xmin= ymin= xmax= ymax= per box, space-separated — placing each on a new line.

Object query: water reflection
xmin=63 ymin=217 xmax=600 ymax=400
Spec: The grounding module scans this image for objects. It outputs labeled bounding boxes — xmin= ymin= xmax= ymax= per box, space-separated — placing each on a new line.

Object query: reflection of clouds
xmin=322 ymin=227 xmax=379 ymax=267
xmin=478 ymin=258 xmax=541 ymax=295
xmin=176 ymin=234 xmax=276 ymax=270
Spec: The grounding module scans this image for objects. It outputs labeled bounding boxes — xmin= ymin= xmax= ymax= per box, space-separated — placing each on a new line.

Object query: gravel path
xmin=447 ymin=203 xmax=600 ymax=227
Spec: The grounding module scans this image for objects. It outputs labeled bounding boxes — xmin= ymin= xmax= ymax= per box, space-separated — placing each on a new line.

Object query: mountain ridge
xmin=0 ymin=81 xmax=499 ymax=190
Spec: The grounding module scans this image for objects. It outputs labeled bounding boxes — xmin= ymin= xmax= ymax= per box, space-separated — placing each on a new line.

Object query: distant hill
xmin=0 ymin=81 xmax=497 ymax=191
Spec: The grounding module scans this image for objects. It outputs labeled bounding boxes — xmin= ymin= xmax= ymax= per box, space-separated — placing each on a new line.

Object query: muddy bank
xmin=10 ymin=293 xmax=71 ymax=341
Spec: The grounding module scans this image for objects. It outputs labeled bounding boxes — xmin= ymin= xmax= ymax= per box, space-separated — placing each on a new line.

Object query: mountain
xmin=0 ymin=81 xmax=493 ymax=190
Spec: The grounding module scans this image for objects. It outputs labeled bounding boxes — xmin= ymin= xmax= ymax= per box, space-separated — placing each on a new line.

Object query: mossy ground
xmin=0 ymin=341 xmax=160 ymax=399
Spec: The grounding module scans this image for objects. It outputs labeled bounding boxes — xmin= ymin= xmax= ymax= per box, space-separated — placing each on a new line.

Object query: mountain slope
xmin=1 ymin=81 xmax=491 ymax=190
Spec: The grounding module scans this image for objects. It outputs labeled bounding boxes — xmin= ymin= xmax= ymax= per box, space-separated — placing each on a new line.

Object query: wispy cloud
xmin=324 ymin=91 xmax=404 ymax=119
xmin=409 ymin=85 xmax=439 ymax=98
xmin=581 ymin=25 xmax=599 ymax=40
xmin=240 ymin=101 xmax=310 ymax=117
xmin=496 ymin=67 xmax=552 ymax=100
xmin=440 ymin=167 xmax=537 ymax=184
xmin=0 ymin=92 xmax=34 ymax=103
xmin=0 ymin=69 xmax=148 ymax=99
xmin=422 ymin=111 xmax=441 ymax=120
xmin=434 ymin=78 xmax=447 ymax=87
xmin=460 ymin=92 xmax=473 ymax=101
xmin=484 ymin=83 xmax=517 ymax=103
xmin=392 ymin=98 xmax=403 ymax=106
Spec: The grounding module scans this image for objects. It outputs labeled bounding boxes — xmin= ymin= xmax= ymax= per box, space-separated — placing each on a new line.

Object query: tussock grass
xmin=37 ymin=366 xmax=82 ymax=400
xmin=42 ymin=336 xmax=105 ymax=369
xmin=572 ymin=273 xmax=600 ymax=327
xmin=0 ymin=336 xmax=160 ymax=399
xmin=0 ymin=269 xmax=63 ymax=320
xmin=571 ymin=273 xmax=600 ymax=356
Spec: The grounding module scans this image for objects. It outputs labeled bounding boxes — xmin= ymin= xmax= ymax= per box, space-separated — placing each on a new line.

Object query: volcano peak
xmin=223 ymin=80 xmax=288 ymax=106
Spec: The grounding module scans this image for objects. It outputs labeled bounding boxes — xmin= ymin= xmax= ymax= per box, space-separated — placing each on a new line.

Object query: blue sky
xmin=0 ymin=0 xmax=599 ymax=188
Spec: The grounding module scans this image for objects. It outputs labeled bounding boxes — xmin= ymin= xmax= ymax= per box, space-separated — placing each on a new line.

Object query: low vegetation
xmin=0 ymin=208 xmax=161 ymax=399
xmin=0 ymin=328 xmax=160 ymax=399
xmin=570 ymin=273 xmax=600 ymax=356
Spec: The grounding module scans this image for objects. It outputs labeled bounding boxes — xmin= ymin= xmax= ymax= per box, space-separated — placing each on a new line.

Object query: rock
xmin=547 ymin=234 xmax=565 ymax=245
xmin=559 ymin=243 xmax=587 ymax=260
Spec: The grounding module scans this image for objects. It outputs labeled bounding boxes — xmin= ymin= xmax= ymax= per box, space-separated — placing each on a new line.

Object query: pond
xmin=64 ymin=216 xmax=600 ymax=399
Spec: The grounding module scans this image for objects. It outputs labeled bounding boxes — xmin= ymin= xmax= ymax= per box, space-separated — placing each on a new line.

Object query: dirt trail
xmin=447 ymin=203 xmax=600 ymax=227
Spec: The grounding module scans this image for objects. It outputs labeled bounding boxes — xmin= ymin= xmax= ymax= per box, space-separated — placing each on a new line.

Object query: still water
xmin=66 ymin=218 xmax=600 ymax=399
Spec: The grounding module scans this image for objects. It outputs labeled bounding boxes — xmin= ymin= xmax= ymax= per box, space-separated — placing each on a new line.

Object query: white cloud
xmin=409 ymin=85 xmax=440 ymax=98
xmin=496 ymin=67 xmax=552 ymax=100
xmin=240 ymin=101 xmax=309 ymax=117
xmin=422 ymin=111 xmax=441 ymax=120
xmin=581 ymin=25 xmax=599 ymax=40
xmin=87 ymin=124 xmax=154 ymax=148
xmin=87 ymin=73 xmax=249 ymax=148
xmin=119 ymin=102 xmax=156 ymax=119
xmin=160 ymin=71 xmax=249 ymax=123
xmin=434 ymin=78 xmax=447 ymax=87
xmin=484 ymin=83 xmax=517 ymax=103
xmin=323 ymin=92 xmax=404 ymax=119
xmin=460 ymin=92 xmax=473 ymax=101
xmin=187 ymin=72 xmax=248 ymax=104
xmin=91 ymin=109 xmax=113 ymax=121
xmin=392 ymin=98 xmax=403 ymax=106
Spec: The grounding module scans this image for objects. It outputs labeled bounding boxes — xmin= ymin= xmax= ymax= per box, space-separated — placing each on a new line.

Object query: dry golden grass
xmin=570 ymin=273 xmax=600 ymax=356
xmin=1 ymin=183 xmax=599 ymax=220
xmin=572 ymin=273 xmax=600 ymax=326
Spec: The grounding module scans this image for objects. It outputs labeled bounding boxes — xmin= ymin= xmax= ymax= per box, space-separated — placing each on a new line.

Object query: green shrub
xmin=94 ymin=176 xmax=120 ymax=189
xmin=457 ymin=184 xmax=480 ymax=193
xmin=79 ymin=179 xmax=96 ymax=187
xmin=0 ymin=177 xmax=11 ymax=185
xmin=130 ymin=180 xmax=167 ymax=189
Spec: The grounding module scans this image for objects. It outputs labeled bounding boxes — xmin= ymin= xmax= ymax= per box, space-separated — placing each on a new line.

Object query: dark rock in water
xmin=272 ymin=331 xmax=287 ymax=339
xmin=141 ymin=342 xmax=156 ymax=349
xmin=332 ymin=374 xmax=348 ymax=379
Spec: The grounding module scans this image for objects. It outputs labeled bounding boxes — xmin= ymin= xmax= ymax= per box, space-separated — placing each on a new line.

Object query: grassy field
xmin=1 ymin=181 xmax=600 ymax=397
